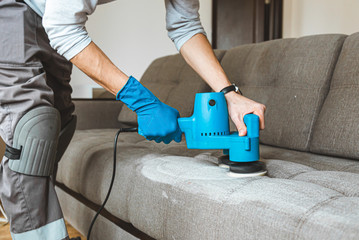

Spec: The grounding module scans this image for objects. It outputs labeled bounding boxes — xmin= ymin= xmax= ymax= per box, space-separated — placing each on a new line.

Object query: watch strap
xmin=220 ymin=84 xmax=242 ymax=95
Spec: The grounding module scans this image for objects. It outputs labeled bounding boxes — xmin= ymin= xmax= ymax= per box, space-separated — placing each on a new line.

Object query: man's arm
xmin=70 ymin=42 xmax=128 ymax=95
xmin=42 ymin=0 xmax=129 ymax=94
xmin=70 ymin=41 xmax=182 ymax=144
xmin=42 ymin=0 xmax=182 ymax=144
xmin=180 ymin=34 xmax=266 ymax=136
xmin=165 ymin=0 xmax=266 ymax=136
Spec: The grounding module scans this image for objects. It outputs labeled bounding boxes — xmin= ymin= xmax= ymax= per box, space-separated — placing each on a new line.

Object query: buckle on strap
xmin=5 ymin=144 xmax=21 ymax=160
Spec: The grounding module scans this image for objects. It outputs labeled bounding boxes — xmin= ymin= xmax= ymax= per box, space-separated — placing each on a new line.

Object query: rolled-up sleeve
xmin=165 ymin=0 xmax=206 ymax=51
xmin=42 ymin=0 xmax=97 ymax=60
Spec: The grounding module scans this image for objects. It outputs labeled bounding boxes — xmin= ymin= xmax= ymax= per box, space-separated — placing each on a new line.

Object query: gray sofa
xmin=55 ymin=33 xmax=359 ymax=240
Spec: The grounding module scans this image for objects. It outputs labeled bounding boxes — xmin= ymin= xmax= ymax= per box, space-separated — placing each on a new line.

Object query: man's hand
xmin=136 ymin=101 xmax=182 ymax=144
xmin=225 ymin=92 xmax=266 ymax=136
xmin=117 ymin=76 xmax=182 ymax=144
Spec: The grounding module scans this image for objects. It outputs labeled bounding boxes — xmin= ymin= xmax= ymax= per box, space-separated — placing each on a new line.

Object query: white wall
xmin=71 ymin=0 xmax=212 ymax=98
xmin=283 ymin=0 xmax=359 ymax=38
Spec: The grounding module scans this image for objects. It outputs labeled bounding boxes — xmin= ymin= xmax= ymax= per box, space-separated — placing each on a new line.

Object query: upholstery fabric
xmin=117 ymin=50 xmax=226 ymax=126
xmin=221 ymin=34 xmax=347 ymax=151
xmin=310 ymin=33 xmax=359 ymax=160
xmin=73 ymin=100 xmax=123 ymax=130
xmin=57 ymin=129 xmax=359 ymax=240
xmin=56 ymin=187 xmax=139 ymax=240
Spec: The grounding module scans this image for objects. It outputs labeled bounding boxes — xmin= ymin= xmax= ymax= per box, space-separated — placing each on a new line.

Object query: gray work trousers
xmin=0 ymin=0 xmax=74 ymax=239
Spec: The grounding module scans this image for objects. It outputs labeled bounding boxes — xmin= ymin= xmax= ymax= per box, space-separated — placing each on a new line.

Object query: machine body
xmin=178 ymin=92 xmax=266 ymax=177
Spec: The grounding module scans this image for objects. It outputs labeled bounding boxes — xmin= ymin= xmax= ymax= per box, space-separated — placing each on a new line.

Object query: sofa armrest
xmin=73 ymin=99 xmax=124 ymax=130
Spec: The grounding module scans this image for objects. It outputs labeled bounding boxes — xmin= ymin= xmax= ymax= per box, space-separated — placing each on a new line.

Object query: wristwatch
xmin=220 ymin=83 xmax=242 ymax=95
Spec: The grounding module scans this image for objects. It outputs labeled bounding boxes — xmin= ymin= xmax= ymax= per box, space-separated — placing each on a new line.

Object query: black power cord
xmin=87 ymin=127 xmax=138 ymax=240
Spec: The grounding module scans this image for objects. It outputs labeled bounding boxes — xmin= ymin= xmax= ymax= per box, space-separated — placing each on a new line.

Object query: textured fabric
xmin=117 ymin=50 xmax=226 ymax=126
xmin=221 ymin=34 xmax=347 ymax=151
xmin=25 ymin=0 xmax=205 ymax=59
xmin=165 ymin=0 xmax=206 ymax=50
xmin=310 ymin=33 xmax=359 ymax=160
xmin=260 ymin=145 xmax=359 ymax=175
xmin=73 ymin=100 xmax=124 ymax=130
xmin=24 ymin=0 xmax=114 ymax=17
xmin=56 ymin=187 xmax=140 ymax=240
xmin=57 ymin=129 xmax=359 ymax=240
xmin=0 ymin=1 xmax=72 ymax=238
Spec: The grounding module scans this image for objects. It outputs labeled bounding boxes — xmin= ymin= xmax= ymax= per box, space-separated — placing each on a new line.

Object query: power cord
xmin=87 ymin=127 xmax=138 ymax=240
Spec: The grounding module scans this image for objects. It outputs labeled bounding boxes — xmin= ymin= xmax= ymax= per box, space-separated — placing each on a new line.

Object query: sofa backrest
xmin=117 ymin=51 xmax=226 ymax=125
xmin=220 ymin=34 xmax=347 ymax=151
xmin=117 ymin=33 xmax=358 ymax=160
xmin=310 ymin=33 xmax=359 ymax=159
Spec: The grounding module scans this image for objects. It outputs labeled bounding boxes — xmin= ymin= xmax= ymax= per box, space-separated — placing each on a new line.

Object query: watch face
xmin=234 ymin=84 xmax=239 ymax=93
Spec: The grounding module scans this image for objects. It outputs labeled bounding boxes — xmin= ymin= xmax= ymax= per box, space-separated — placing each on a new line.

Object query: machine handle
xmin=243 ymin=114 xmax=259 ymax=138
xmin=178 ymin=117 xmax=194 ymax=133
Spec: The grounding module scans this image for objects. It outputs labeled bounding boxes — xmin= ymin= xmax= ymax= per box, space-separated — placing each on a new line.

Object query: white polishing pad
xmin=227 ymin=170 xmax=267 ymax=178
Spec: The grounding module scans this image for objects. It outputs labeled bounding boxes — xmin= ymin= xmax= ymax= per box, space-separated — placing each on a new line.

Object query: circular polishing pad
xmin=227 ymin=161 xmax=267 ymax=178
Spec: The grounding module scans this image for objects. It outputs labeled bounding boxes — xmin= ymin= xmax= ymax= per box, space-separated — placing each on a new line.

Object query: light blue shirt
xmin=24 ymin=0 xmax=206 ymax=60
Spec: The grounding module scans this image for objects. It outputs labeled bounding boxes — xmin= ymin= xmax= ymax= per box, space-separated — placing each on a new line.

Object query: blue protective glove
xmin=116 ymin=76 xmax=182 ymax=144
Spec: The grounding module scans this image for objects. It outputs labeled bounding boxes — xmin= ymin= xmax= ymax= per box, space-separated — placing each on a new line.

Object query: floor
xmin=0 ymin=216 xmax=85 ymax=240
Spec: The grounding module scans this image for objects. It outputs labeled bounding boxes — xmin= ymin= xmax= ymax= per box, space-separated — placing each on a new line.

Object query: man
xmin=0 ymin=0 xmax=266 ymax=239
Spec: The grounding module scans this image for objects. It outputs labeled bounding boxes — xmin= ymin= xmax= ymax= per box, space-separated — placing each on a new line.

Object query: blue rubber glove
xmin=116 ymin=76 xmax=182 ymax=144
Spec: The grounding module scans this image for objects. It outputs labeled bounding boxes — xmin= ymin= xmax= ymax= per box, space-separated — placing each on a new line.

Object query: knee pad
xmin=6 ymin=106 xmax=61 ymax=176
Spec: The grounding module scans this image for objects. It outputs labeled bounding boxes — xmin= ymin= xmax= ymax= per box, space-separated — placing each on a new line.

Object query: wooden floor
xmin=0 ymin=217 xmax=85 ymax=240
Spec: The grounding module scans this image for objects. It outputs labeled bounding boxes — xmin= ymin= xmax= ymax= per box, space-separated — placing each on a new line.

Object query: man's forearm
xmin=180 ymin=33 xmax=231 ymax=92
xmin=70 ymin=41 xmax=128 ymax=95
xmin=180 ymin=33 xmax=266 ymax=133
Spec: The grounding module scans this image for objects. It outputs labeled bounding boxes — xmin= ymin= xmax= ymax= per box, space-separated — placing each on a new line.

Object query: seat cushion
xmin=310 ymin=32 xmax=359 ymax=160
xmin=57 ymin=129 xmax=359 ymax=240
xmin=220 ymin=34 xmax=347 ymax=151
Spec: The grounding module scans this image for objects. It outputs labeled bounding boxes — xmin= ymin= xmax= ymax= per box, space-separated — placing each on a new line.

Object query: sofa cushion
xmin=221 ymin=34 xmax=347 ymax=151
xmin=117 ymin=50 xmax=226 ymax=126
xmin=310 ymin=33 xmax=359 ymax=160
xmin=56 ymin=187 xmax=141 ymax=240
xmin=57 ymin=129 xmax=359 ymax=240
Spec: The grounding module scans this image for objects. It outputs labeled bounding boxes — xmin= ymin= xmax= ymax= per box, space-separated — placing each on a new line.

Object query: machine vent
xmin=201 ymin=131 xmax=228 ymax=136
